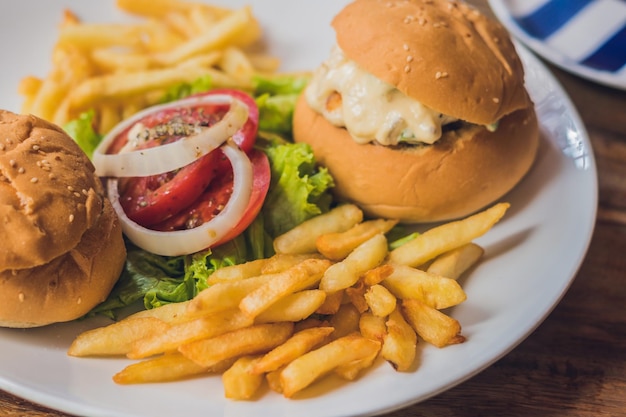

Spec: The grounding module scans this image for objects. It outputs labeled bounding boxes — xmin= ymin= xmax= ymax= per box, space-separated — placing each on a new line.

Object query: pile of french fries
xmin=18 ymin=0 xmax=280 ymax=133
xmin=68 ymin=202 xmax=509 ymax=400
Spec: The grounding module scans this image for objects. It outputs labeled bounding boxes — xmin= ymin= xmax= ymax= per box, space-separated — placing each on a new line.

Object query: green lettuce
xmin=253 ymin=74 xmax=309 ymax=135
xmin=159 ymin=75 xmax=213 ymax=104
xmin=63 ymin=110 xmax=102 ymax=158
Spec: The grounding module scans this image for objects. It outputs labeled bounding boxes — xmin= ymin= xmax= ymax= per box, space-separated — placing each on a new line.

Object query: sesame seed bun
xmin=0 ymin=110 xmax=125 ymax=327
xmin=294 ymin=94 xmax=539 ymax=222
xmin=332 ymin=0 xmax=531 ymax=125
xmin=293 ymin=0 xmax=539 ymax=222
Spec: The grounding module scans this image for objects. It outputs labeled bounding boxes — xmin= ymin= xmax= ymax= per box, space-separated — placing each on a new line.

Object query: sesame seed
xmin=0 ymin=143 xmax=5 ymax=151
xmin=77 ymin=297 xmax=82 ymax=305
xmin=435 ymin=71 xmax=449 ymax=79
xmin=404 ymin=65 xmax=411 ymax=73
xmin=406 ymin=55 xmax=414 ymax=62
xmin=9 ymin=159 xmax=16 ymax=167
xmin=18 ymin=292 xmax=24 ymax=302
xmin=82 ymin=189 xmax=88 ymax=196
xmin=69 ymin=214 xmax=75 ymax=223
xmin=18 ymin=167 xmax=25 ymax=174
xmin=32 ymin=145 xmax=40 ymax=151
xmin=418 ymin=17 xmax=427 ymax=25
xmin=67 ymin=185 xmax=74 ymax=191
xmin=74 ymin=192 xmax=81 ymax=198
xmin=30 ymin=177 xmax=38 ymax=183
xmin=493 ymin=97 xmax=500 ymax=103
xmin=49 ymin=173 xmax=56 ymax=180
xmin=403 ymin=43 xmax=410 ymax=51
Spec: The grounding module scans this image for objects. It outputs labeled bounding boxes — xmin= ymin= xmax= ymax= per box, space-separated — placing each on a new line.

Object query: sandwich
xmin=0 ymin=110 xmax=125 ymax=327
xmin=293 ymin=0 xmax=539 ymax=222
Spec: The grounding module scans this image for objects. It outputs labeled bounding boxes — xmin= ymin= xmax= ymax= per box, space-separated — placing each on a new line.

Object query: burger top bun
xmin=0 ymin=110 xmax=125 ymax=327
xmin=0 ymin=110 xmax=105 ymax=270
xmin=332 ymin=0 xmax=530 ymax=125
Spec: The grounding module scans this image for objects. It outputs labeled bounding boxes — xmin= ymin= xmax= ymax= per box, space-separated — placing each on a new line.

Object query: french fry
xmin=89 ymin=48 xmax=154 ymax=72
xmin=316 ymin=218 xmax=398 ymax=261
xmin=329 ymin=304 xmax=361 ymax=339
xmin=187 ymin=274 xmax=274 ymax=316
xmin=401 ymin=299 xmax=466 ymax=348
xmin=127 ymin=299 xmax=192 ymax=324
xmin=239 ymin=259 xmax=331 ymax=319
xmin=260 ymin=253 xmax=325 ymax=275
xmin=29 ymin=46 xmax=93 ymax=122
xmin=252 ymin=327 xmax=334 ymax=374
xmin=68 ymin=317 xmax=169 ymax=357
xmin=61 ymin=9 xmax=81 ymax=26
xmin=314 ymin=289 xmax=344 ymax=315
xmin=179 ymin=322 xmax=294 ymax=368
xmin=279 ymin=334 xmax=381 ymax=398
xmin=57 ymin=23 xmax=147 ymax=49
xmin=364 ymin=284 xmax=397 ymax=318
xmin=113 ymin=352 xmax=207 ymax=384
xmin=320 ymin=233 xmax=388 ymax=293
xmin=163 ymin=10 xmax=200 ymax=39
xmin=222 ymin=355 xmax=265 ymax=400
xmin=381 ymin=307 xmax=417 ymax=371
xmin=116 ymin=0 xmax=225 ymax=19
xmin=334 ymin=348 xmax=379 ymax=381
xmin=247 ymin=53 xmax=281 ymax=73
xmin=273 ymin=204 xmax=363 ymax=255
xmin=359 ymin=312 xmax=387 ymax=343
xmin=426 ymin=242 xmax=485 ymax=280
xmin=218 ymin=46 xmax=256 ymax=82
xmin=382 ymin=265 xmax=467 ymax=309
xmin=345 ymin=280 xmax=369 ymax=314
xmin=206 ymin=258 xmax=268 ymax=285
xmin=265 ymin=367 xmax=285 ymax=393
xmin=67 ymin=65 xmax=224 ymax=110
xmin=362 ymin=264 xmax=394 ymax=286
xmin=152 ymin=7 xmax=257 ymax=66
xmin=254 ymin=290 xmax=327 ymax=323
xmin=128 ymin=308 xmax=253 ymax=359
xmin=97 ymin=103 xmax=122 ymax=136
xmin=388 ymin=203 xmax=509 ymax=267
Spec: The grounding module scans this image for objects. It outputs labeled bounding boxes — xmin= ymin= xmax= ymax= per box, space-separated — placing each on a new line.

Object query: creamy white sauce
xmin=305 ymin=46 xmax=457 ymax=145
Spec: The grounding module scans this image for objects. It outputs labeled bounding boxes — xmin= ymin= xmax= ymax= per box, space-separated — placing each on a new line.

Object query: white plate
xmin=0 ymin=1 xmax=597 ymax=416
xmin=488 ymin=0 xmax=626 ymax=90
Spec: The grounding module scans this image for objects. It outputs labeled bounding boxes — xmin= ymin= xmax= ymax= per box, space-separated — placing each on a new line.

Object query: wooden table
xmin=2 ymin=1 xmax=625 ymax=416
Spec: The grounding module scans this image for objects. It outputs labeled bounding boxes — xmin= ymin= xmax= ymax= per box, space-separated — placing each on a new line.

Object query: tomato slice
xmin=114 ymin=89 xmax=259 ymax=227
xmin=153 ymin=148 xmax=271 ymax=248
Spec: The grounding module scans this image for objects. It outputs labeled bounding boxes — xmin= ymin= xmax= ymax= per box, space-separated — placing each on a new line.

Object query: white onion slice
xmin=93 ymin=94 xmax=248 ymax=178
xmin=107 ymin=142 xmax=253 ymax=256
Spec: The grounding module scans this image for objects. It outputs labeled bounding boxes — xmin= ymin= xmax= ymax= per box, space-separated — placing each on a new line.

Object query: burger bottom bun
xmin=0 ymin=199 xmax=125 ymax=328
xmin=293 ymin=94 xmax=540 ymax=223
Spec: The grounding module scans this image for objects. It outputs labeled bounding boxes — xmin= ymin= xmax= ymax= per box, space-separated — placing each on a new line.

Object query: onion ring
xmin=93 ymin=94 xmax=248 ymax=178
xmin=107 ymin=142 xmax=254 ymax=256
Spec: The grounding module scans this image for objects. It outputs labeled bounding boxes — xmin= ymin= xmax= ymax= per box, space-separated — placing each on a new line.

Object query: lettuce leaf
xmin=159 ymin=75 xmax=213 ymax=103
xmin=260 ymin=135 xmax=334 ymax=237
xmin=63 ymin=110 xmax=102 ymax=158
xmin=253 ymin=74 xmax=309 ymax=135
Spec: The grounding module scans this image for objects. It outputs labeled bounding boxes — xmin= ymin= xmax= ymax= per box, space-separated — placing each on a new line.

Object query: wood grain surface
xmin=2 ymin=1 xmax=625 ymax=416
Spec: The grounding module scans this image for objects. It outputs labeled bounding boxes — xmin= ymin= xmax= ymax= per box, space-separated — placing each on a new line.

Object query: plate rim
xmin=0 ymin=2 xmax=598 ymax=416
